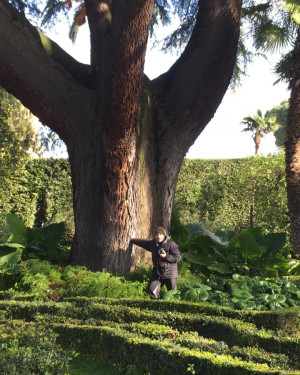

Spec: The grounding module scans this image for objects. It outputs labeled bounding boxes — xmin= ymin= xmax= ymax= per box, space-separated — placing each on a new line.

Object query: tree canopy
xmin=241 ymin=109 xmax=279 ymax=155
xmin=266 ymin=100 xmax=289 ymax=148
xmin=0 ymin=85 xmax=40 ymax=164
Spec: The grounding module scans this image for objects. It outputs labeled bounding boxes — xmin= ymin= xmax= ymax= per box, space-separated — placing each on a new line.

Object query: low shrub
xmin=53 ymin=322 xmax=298 ymax=374
xmin=62 ymin=266 xmax=147 ymax=299
xmin=2 ymin=259 xmax=148 ymax=300
xmin=0 ymin=320 xmax=74 ymax=375
xmin=64 ymin=297 xmax=300 ymax=333
xmin=1 ymin=298 xmax=299 ymax=372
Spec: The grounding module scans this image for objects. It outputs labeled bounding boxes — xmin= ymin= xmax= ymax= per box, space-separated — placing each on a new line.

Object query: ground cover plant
xmin=169 ymin=213 xmax=300 ymax=309
xmin=167 ymin=274 xmax=300 ymax=311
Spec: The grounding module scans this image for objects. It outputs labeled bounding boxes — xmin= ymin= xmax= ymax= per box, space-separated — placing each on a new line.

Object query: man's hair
xmin=156 ymin=226 xmax=167 ymax=236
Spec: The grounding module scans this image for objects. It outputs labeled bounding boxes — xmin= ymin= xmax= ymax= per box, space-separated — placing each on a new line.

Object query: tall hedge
xmin=175 ymin=153 xmax=288 ymax=233
xmin=0 ymin=153 xmax=287 ymax=238
xmin=0 ymin=158 xmax=73 ymax=237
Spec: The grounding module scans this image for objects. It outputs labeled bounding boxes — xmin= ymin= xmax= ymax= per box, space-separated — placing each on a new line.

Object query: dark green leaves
xmin=182 ymin=224 xmax=289 ymax=278
xmin=0 ymin=212 xmax=67 ymax=274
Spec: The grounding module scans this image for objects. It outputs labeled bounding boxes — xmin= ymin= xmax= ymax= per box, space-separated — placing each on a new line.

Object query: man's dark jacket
xmin=131 ymin=236 xmax=181 ymax=279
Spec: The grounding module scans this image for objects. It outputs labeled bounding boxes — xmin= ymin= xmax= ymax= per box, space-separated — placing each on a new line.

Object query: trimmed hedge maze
xmin=0 ymin=297 xmax=300 ymax=374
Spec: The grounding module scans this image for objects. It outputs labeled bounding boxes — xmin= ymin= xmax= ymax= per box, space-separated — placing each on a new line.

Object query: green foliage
xmin=2 ymin=155 xmax=289 ymax=253
xmin=69 ymin=356 xmax=132 ymax=375
xmin=175 ymin=155 xmax=288 ymax=234
xmin=241 ymin=109 xmax=279 ymax=154
xmin=125 ymin=264 xmax=152 ymax=283
xmin=0 ymin=257 xmax=148 ymax=300
xmin=180 ymin=223 xmax=289 ymax=278
xmin=183 ymin=284 xmax=211 ymax=302
xmin=289 ymin=260 xmax=300 ymax=275
xmin=62 ymin=266 xmax=147 ymax=299
xmin=266 ymin=100 xmax=289 ymax=148
xmin=173 ymin=274 xmax=300 ymax=311
xmin=1 ymin=296 xmax=299 ymax=374
xmin=0 ymin=158 xmax=73 ymax=235
xmin=0 ymin=320 xmax=74 ymax=374
xmin=3 ymin=297 xmax=294 ymax=373
xmin=170 ymin=204 xmax=191 ymax=251
xmin=0 ymin=87 xmax=40 ymax=220
xmin=0 ymin=212 xmax=68 ymax=276
xmin=0 ymin=86 xmax=40 ymax=163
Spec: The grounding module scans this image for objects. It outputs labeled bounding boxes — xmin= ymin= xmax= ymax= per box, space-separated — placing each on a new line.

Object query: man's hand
xmin=159 ymin=249 xmax=167 ymax=258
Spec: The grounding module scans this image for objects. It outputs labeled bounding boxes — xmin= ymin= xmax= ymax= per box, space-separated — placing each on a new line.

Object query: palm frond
xmin=273 ymin=51 xmax=293 ymax=84
xmin=283 ymin=0 xmax=300 ymax=24
xmin=253 ymin=20 xmax=293 ymax=52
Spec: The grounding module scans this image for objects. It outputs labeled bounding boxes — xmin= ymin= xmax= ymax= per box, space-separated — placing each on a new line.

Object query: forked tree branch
xmin=0 ymin=0 xmax=93 ymax=141
xmin=152 ymin=0 xmax=242 ymax=150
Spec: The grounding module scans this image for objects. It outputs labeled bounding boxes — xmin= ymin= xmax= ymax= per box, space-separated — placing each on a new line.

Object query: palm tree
xmin=241 ymin=109 xmax=278 ymax=155
xmin=243 ymin=1 xmax=300 ymax=254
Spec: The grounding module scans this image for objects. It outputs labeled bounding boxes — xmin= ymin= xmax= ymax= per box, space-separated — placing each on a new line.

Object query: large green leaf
xmin=253 ymin=255 xmax=289 ymax=277
xmin=185 ymin=222 xmax=204 ymax=236
xmin=183 ymin=252 xmax=212 ymax=266
xmin=27 ymin=222 xmax=65 ymax=254
xmin=207 ymin=263 xmax=231 ymax=274
xmin=207 ymin=275 xmax=226 ymax=290
xmin=0 ymin=248 xmax=23 ymax=268
xmin=163 ymin=289 xmax=181 ymax=300
xmin=203 ymin=229 xmax=228 ymax=246
xmin=190 ymin=234 xmax=215 ymax=252
xmin=215 ymin=226 xmax=236 ymax=243
xmin=184 ymin=287 xmax=210 ymax=301
xmin=259 ymin=232 xmax=286 ymax=256
xmin=5 ymin=213 xmax=27 ymax=246
xmin=0 ymin=242 xmax=25 ymax=249
xmin=231 ymin=289 xmax=254 ymax=301
xmin=39 ymin=222 xmax=65 ymax=249
xmin=238 ymin=229 xmax=262 ymax=260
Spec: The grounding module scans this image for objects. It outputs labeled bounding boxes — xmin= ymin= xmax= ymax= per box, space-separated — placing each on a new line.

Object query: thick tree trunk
xmin=285 ymin=29 xmax=300 ymax=255
xmin=0 ymin=0 xmax=242 ymax=272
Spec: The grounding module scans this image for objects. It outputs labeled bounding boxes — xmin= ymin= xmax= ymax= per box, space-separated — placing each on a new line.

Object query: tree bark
xmin=0 ymin=0 xmax=242 ymax=272
xmin=254 ymin=129 xmax=261 ymax=155
xmin=285 ymin=28 xmax=300 ymax=255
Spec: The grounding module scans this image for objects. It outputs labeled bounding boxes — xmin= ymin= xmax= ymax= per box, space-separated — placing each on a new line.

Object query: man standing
xmin=130 ymin=227 xmax=181 ymax=299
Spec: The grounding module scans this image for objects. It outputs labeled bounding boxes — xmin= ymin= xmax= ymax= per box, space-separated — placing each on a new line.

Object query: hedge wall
xmin=0 ymin=158 xmax=74 ymax=237
xmin=1 ymin=298 xmax=300 ymax=374
xmin=175 ymin=153 xmax=288 ymax=233
xmin=0 ymin=153 xmax=287 ymax=238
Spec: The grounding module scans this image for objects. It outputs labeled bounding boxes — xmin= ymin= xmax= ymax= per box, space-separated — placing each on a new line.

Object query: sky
xmin=46 ymin=21 xmax=290 ymax=160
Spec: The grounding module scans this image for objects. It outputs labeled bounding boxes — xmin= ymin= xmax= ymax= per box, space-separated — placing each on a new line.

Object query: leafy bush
xmin=0 ymin=212 xmax=68 ymax=278
xmin=0 ymin=320 xmax=74 ymax=374
xmin=62 ymin=266 xmax=147 ymax=299
xmin=1 ymin=259 xmax=147 ymax=300
xmin=181 ymin=224 xmax=289 ymax=278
